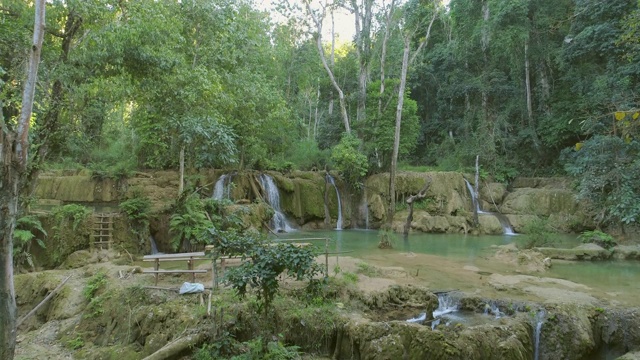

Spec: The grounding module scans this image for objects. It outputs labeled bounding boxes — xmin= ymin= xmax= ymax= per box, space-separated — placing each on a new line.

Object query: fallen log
xmin=142 ymin=332 xmax=208 ymax=360
xmin=17 ymin=275 xmax=71 ymax=327
xmin=404 ymin=177 xmax=432 ymax=236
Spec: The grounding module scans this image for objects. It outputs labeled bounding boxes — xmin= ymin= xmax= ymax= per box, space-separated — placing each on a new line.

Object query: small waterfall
xmin=259 ymin=174 xmax=294 ymax=232
xmin=484 ymin=301 xmax=504 ymax=318
xmin=212 ymin=174 xmax=232 ymax=200
xmin=149 ymin=235 xmax=159 ymax=255
xmin=360 ymin=188 xmax=369 ymax=230
xmin=433 ymin=293 xmax=459 ymax=318
xmin=464 ymin=178 xmax=515 ymax=235
xmin=326 ymin=174 xmax=343 ymax=230
xmin=533 ymin=309 xmax=546 ymax=360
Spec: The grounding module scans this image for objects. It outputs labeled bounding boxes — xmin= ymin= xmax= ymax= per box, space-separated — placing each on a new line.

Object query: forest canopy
xmin=1 ymin=0 xmax=638 ymax=220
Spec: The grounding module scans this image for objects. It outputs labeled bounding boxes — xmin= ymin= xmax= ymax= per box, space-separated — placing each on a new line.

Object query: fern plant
xmin=13 ymin=215 xmax=47 ymax=271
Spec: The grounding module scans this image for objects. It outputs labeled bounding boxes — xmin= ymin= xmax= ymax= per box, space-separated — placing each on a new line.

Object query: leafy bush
xmin=119 ymin=194 xmax=152 ymax=245
xmin=217 ymin=232 xmax=323 ymax=314
xmin=331 ymin=133 xmax=368 ymax=186
xmin=170 ymin=194 xmax=213 ymax=251
xmin=521 ymin=217 xmax=556 ymax=249
xmin=13 ymin=215 xmax=47 ymax=270
xmin=562 ymin=135 xmax=640 ymax=226
xmin=578 ymin=230 xmax=617 ymax=250
xmin=285 ymin=139 xmax=329 ymax=170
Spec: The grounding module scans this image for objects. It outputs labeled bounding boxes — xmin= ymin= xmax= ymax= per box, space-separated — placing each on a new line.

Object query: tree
xmin=0 ymin=2 xmax=45 ymax=358
xmin=387 ymin=0 xmax=439 ymax=225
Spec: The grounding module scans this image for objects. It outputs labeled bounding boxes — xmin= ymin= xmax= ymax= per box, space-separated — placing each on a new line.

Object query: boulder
xmin=480 ymin=182 xmax=508 ymax=205
xmin=501 ymin=188 xmax=578 ymax=216
xmin=478 ymin=214 xmax=504 ymax=235
xmin=536 ymin=244 xmax=612 ymax=261
xmin=492 ymin=243 xmax=551 ymax=273
xmin=612 ymin=245 xmax=640 ymax=260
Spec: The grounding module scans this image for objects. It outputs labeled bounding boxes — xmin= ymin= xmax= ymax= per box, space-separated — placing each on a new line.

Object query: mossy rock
xmin=539 ymin=304 xmax=597 ymax=360
xmin=478 ymin=215 xmax=504 ymax=235
xmin=501 ymin=188 xmax=578 ymax=216
xmin=480 ymin=183 xmax=507 ymax=205
xmin=536 ymin=244 xmax=612 ymax=261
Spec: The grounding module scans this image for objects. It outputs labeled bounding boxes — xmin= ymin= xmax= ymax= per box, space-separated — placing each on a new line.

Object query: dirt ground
xmin=13 ymin=247 xmax=637 ymax=359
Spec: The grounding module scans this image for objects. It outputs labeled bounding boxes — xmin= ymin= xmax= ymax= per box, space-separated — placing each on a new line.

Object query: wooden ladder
xmin=92 ymin=213 xmax=114 ymax=250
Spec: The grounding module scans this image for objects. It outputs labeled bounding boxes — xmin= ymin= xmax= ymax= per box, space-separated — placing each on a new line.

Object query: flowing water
xmin=259 ymin=174 xmax=294 ymax=232
xmin=326 ymin=174 xmax=343 ymax=230
xmin=464 ymin=179 xmax=515 ymax=235
xmin=149 ymin=235 xmax=159 ymax=255
xmin=212 ymin=174 xmax=232 ymax=200
xmin=533 ymin=309 xmax=545 ymax=360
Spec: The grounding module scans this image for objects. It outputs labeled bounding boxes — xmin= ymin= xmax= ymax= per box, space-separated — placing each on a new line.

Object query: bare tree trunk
xmin=378 ymin=0 xmax=396 ymax=116
xmin=328 ymin=9 xmax=335 ymax=117
xmin=387 ymin=37 xmax=410 ymax=226
xmin=305 ymin=2 xmax=351 ymax=134
xmin=524 ymin=39 xmax=533 ymax=125
xmin=179 ymin=145 xmax=185 ymax=194
xmin=1 ymin=2 xmax=45 ymax=359
xmin=404 ymin=179 xmax=431 ymax=236
xmin=387 ymin=7 xmax=437 ymax=225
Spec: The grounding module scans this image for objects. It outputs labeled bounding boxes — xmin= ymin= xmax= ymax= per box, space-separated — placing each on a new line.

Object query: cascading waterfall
xmin=533 ymin=309 xmax=546 ymax=360
xmin=149 ymin=235 xmax=159 ymax=255
xmin=407 ymin=293 xmax=460 ymax=329
xmin=464 ymin=178 xmax=515 ymax=235
xmin=212 ymin=174 xmax=233 ymax=200
xmin=259 ymin=174 xmax=294 ymax=232
xmin=360 ymin=187 xmax=369 ymax=230
xmin=326 ymin=174 xmax=343 ymax=230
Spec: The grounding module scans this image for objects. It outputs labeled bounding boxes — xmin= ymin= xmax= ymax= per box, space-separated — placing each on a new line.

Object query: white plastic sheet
xmin=179 ymin=282 xmax=204 ymax=294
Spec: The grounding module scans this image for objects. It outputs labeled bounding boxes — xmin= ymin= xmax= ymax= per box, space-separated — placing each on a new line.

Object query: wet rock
xmin=478 ymin=215 xmax=504 ymax=235
xmin=536 ymin=244 xmax=612 ymax=261
xmin=493 ymin=243 xmax=551 ymax=273
xmin=480 ymin=183 xmax=507 ymax=206
xmin=612 ymin=245 xmax=640 ymax=260
xmin=539 ymin=304 xmax=596 ymax=360
xmin=501 ymin=188 xmax=578 ymax=217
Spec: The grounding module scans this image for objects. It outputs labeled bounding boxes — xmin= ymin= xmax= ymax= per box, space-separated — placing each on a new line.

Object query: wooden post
xmin=154 ymin=258 xmax=159 ymax=286
xmin=324 ymin=238 xmax=329 ymax=277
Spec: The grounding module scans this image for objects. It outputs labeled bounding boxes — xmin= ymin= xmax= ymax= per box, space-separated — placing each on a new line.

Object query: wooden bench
xmin=143 ymin=252 xmax=208 ymax=285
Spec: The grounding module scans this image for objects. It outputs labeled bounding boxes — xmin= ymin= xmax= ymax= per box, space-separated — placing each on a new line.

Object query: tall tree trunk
xmin=387 ymin=7 xmax=437 ymax=225
xmin=351 ymin=0 xmax=373 ymax=124
xmin=328 ymin=8 xmax=335 ymax=117
xmin=379 ymin=0 xmax=396 ymax=116
xmin=1 ymin=2 xmax=45 ymax=359
xmin=524 ymin=39 xmax=533 ymax=125
xmin=387 ymin=38 xmax=410 ymax=226
xmin=179 ymin=145 xmax=185 ymax=194
xmin=305 ymin=2 xmax=351 ymax=134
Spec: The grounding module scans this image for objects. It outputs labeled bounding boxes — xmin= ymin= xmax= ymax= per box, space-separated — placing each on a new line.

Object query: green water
xmin=273 ymin=230 xmax=640 ymax=301
xmin=274 ymin=229 xmax=579 ymax=260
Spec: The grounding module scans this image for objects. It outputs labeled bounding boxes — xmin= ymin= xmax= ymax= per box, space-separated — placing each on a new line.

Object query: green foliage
xmin=341 ymin=272 xmax=359 ymax=284
xmin=13 ymin=215 xmax=47 ymax=270
xmin=579 ymin=230 xmax=617 ymax=250
xmin=51 ymin=204 xmax=92 ymax=231
xmin=562 ymin=135 xmax=640 ymax=226
xmin=83 ymin=272 xmax=108 ymax=300
xmin=355 ymin=262 xmax=382 ymax=277
xmin=377 ymin=229 xmax=397 ymax=249
xmin=83 ymin=272 xmax=109 ymax=318
xmin=521 ymin=217 xmax=556 ymax=249
xmin=330 ymin=133 xmax=369 ymax=186
xmin=65 ymin=336 xmax=85 ymax=350
xmin=170 ymin=194 xmax=214 ymax=251
xmin=218 ymin=232 xmax=323 ymax=314
xmin=230 ymin=336 xmax=300 ymax=360
xmin=284 ymin=139 xmax=330 ymax=171
xmin=119 ymin=193 xmax=152 ymax=245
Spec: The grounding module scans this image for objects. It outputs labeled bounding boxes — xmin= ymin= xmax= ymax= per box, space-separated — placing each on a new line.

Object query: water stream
xmin=149 ymin=235 xmax=159 ymax=255
xmin=212 ymin=174 xmax=233 ymax=200
xmin=533 ymin=309 xmax=545 ymax=360
xmin=326 ymin=174 xmax=343 ymax=230
xmin=464 ymin=179 xmax=515 ymax=235
xmin=259 ymin=174 xmax=294 ymax=232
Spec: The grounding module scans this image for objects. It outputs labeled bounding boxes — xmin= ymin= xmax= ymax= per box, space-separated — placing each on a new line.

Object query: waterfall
xmin=360 ymin=187 xmax=369 ymax=230
xmin=464 ymin=178 xmax=515 ymax=235
xmin=213 ymin=174 xmax=232 ymax=200
xmin=533 ymin=309 xmax=546 ymax=360
xmin=326 ymin=174 xmax=343 ymax=230
xmin=259 ymin=174 xmax=294 ymax=232
xmin=149 ymin=235 xmax=159 ymax=255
